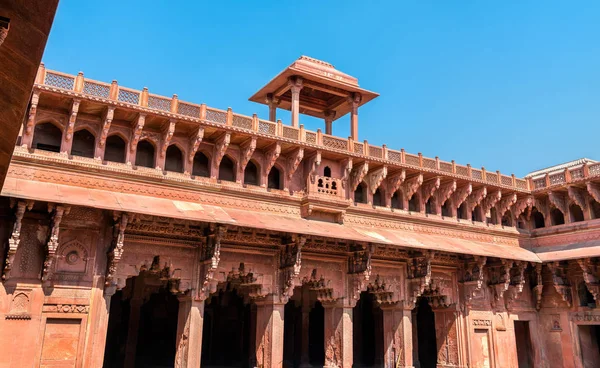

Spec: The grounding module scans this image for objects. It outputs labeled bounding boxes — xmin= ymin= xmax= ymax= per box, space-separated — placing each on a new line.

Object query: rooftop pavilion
xmin=248 ymin=56 xmax=379 ymax=139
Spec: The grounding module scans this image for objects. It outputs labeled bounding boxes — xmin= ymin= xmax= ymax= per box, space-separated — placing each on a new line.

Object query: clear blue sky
xmin=42 ymin=1 xmax=599 ymax=177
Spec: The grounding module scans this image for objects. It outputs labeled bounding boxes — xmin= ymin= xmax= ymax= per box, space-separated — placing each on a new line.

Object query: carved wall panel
xmin=12 ymin=221 xmax=46 ymax=280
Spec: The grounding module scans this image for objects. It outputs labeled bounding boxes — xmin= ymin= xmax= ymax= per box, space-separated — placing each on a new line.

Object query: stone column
xmin=323 ymin=304 xmax=353 ymax=368
xmin=289 ymin=77 xmax=303 ymax=128
xmin=174 ymin=296 xmax=205 ymax=368
xmin=267 ymin=94 xmax=280 ymax=122
xmin=255 ymin=300 xmax=285 ymax=368
xmin=324 ymin=111 xmax=335 ymax=135
xmin=124 ymin=297 xmax=143 ymax=368
xmin=381 ymin=304 xmax=414 ymax=368
xmin=86 ymin=278 xmax=114 ymax=368
xmin=434 ymin=309 xmax=462 ymax=368
xmin=348 ymin=94 xmax=361 ymax=141
xmin=300 ymin=305 xmax=311 ymax=367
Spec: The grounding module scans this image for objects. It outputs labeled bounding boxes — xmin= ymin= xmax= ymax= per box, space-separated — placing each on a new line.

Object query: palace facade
xmin=1 ymin=57 xmax=600 ymax=368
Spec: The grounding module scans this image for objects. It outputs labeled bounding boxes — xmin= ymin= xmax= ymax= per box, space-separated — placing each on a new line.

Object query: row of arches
xmin=30 ymin=122 xmax=283 ymax=188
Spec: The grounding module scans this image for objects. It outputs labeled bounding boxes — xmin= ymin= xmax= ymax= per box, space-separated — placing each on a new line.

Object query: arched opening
xmin=135 ymin=140 xmax=155 ymax=168
xmin=32 ymin=122 xmax=62 ymax=152
xmin=578 ymin=282 xmax=597 ymax=308
xmin=283 ymin=296 xmax=325 ymax=368
xmin=71 ymin=129 xmax=95 ymax=158
xmin=164 ymin=145 xmax=184 ymax=173
xmin=457 ymin=203 xmax=468 ymax=220
xmin=414 ymin=297 xmax=437 ymax=368
xmin=268 ymin=166 xmax=282 ymax=190
xmin=373 ymin=188 xmax=383 ymax=207
xmin=354 ymin=183 xmax=367 ymax=204
xmin=103 ymin=272 xmax=179 ymax=367
xmin=472 ymin=205 xmax=483 ymax=222
xmin=531 ymin=208 xmax=545 ymax=229
xmin=202 ymin=288 xmax=252 ymax=367
xmin=353 ymin=292 xmax=384 ymax=367
xmin=323 ymin=166 xmax=332 ymax=178
xmin=192 ymin=151 xmax=210 ymax=178
xmin=283 ymin=300 xmax=301 ymax=367
xmin=551 ymin=208 xmax=565 ymax=226
xmin=104 ymin=135 xmax=126 ymax=163
xmin=501 ymin=211 xmax=513 ymax=227
xmin=592 ymin=200 xmax=600 ymax=219
xmin=308 ymin=302 xmax=325 ymax=366
xmin=391 ymin=191 xmax=403 ymax=210
xmin=425 ymin=198 xmax=435 ymax=215
xmin=489 ymin=208 xmax=498 ymax=225
xmin=409 ymin=194 xmax=420 ymax=212
xmin=218 ymin=156 xmax=236 ymax=182
xmin=570 ymin=203 xmax=585 ymax=223
xmin=244 ymin=161 xmax=259 ymax=186
xmin=441 ymin=200 xmax=451 ymax=217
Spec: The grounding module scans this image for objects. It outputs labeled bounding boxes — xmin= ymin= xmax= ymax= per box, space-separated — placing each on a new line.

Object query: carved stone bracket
xmin=532 ymin=263 xmax=543 ymax=311
xmin=197 ymin=224 xmax=227 ymax=301
xmin=347 ymin=244 xmax=373 ymax=306
xmin=2 ymin=199 xmax=34 ymax=281
xmin=350 ymin=161 xmax=369 ymax=192
xmin=212 ymin=132 xmax=231 ymax=173
xmin=434 ymin=180 xmax=457 ymax=213
xmin=63 ymin=99 xmax=80 ymax=147
xmin=238 ymin=137 xmax=257 ymax=182
xmin=548 ymin=191 xmax=568 ymax=215
xmin=488 ymin=259 xmax=513 ymax=303
xmin=481 ymin=189 xmax=501 ymax=216
xmin=512 ymin=196 xmax=534 ymax=220
xmin=98 ymin=107 xmax=115 ymax=149
xmin=547 ymin=261 xmax=572 ymax=307
xmin=407 ymin=251 xmax=434 ymax=304
xmin=467 ymin=187 xmax=488 ymax=212
xmin=460 ymin=256 xmax=487 ymax=305
xmin=303 ymin=269 xmax=337 ymax=304
xmin=450 ymin=183 xmax=472 ymax=216
xmin=534 ymin=197 xmax=551 ymax=222
xmin=263 ymin=142 xmax=281 ymax=181
xmin=187 ymin=126 xmax=204 ymax=165
xmin=496 ymin=193 xmax=517 ymax=219
xmin=225 ymin=262 xmax=266 ymax=301
xmin=587 ymin=182 xmax=600 ymax=203
xmin=568 ymin=186 xmax=589 ymax=212
xmin=385 ymin=169 xmax=406 ymax=200
xmin=505 ymin=261 xmax=527 ymax=310
xmin=43 ymin=204 xmax=71 ymax=282
xmin=307 ymin=151 xmax=322 ymax=185
xmin=160 ymin=120 xmax=176 ymax=158
xmin=277 ymin=235 xmax=306 ymax=303
xmin=402 ymin=174 xmax=423 ymax=203
xmin=421 ymin=177 xmax=440 ymax=205
xmin=577 ymin=258 xmax=600 ymax=301
xmin=340 ymin=158 xmax=352 ymax=189
xmin=105 ymin=212 xmax=130 ymax=292
xmin=23 ymin=91 xmax=40 ymax=146
xmin=367 ymin=166 xmax=387 ymax=194
xmin=366 ymin=275 xmax=395 ymax=305
xmin=286 ymin=147 xmax=304 ymax=180
xmin=130 ymin=114 xmax=146 ymax=156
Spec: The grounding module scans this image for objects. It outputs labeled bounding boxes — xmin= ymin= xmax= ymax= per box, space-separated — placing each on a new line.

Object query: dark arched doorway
xmin=415 ymin=297 xmax=437 ymax=368
xmin=353 ymin=292 xmax=383 ymax=367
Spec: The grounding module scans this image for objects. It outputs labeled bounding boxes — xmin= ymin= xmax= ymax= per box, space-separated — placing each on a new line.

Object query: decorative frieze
xmin=43 ymin=304 xmax=90 ymax=314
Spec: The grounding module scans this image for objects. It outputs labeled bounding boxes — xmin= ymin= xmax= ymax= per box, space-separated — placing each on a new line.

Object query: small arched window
xmin=457 ymin=203 xmax=468 ymax=220
xmin=441 ymin=200 xmax=451 ymax=217
xmin=373 ymin=188 xmax=383 ymax=207
xmin=135 ymin=140 xmax=155 ymax=168
xmin=531 ymin=208 xmax=545 ymax=229
xmin=165 ymin=145 xmax=184 ymax=173
xmin=244 ymin=161 xmax=259 ymax=186
xmin=408 ymin=194 xmax=419 ymax=212
xmin=71 ymin=129 xmax=95 ymax=158
xmin=501 ymin=211 xmax=513 ymax=227
xmin=323 ymin=166 xmax=332 ymax=178
xmin=472 ymin=205 xmax=483 ymax=222
xmin=425 ymin=198 xmax=436 ymax=215
xmin=32 ymin=122 xmax=62 ymax=152
xmin=218 ymin=156 xmax=235 ymax=182
xmin=104 ymin=135 xmax=126 ymax=163
xmin=391 ymin=191 xmax=403 ymax=210
xmin=268 ymin=167 xmax=281 ymax=190
xmin=551 ymin=208 xmax=565 ymax=226
xmin=591 ymin=200 xmax=600 ymax=219
xmin=489 ymin=208 xmax=498 ymax=225
xmin=569 ymin=203 xmax=585 ymax=223
xmin=354 ymin=183 xmax=367 ymax=204
xmin=192 ymin=152 xmax=210 ymax=178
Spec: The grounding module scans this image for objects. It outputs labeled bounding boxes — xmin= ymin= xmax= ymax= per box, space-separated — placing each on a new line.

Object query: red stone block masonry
xmin=1 ymin=56 xmax=600 ymax=367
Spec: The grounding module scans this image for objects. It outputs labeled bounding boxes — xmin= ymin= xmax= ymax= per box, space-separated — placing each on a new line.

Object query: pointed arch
xmin=244 ymin=160 xmax=260 ymax=186
xmin=373 ymin=188 xmax=383 ymax=206
xmin=268 ymin=164 xmax=283 ymax=190
xmin=354 ymin=182 xmax=368 ymax=204
xmin=32 ymin=122 xmax=62 ymax=152
xmin=218 ymin=155 xmax=236 ymax=182
xmin=72 ymin=128 xmax=96 ymax=158
xmin=551 ymin=208 xmax=565 ymax=226
xmin=569 ymin=203 xmax=585 ymax=222
xmin=104 ymin=134 xmax=127 ymax=163
xmin=192 ymin=151 xmax=211 ymax=178
xmin=165 ymin=144 xmax=184 ymax=173
xmin=136 ymin=139 xmax=156 ymax=168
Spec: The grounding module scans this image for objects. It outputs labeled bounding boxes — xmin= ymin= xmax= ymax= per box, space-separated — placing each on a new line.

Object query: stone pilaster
xmin=255 ymin=300 xmax=285 ymax=368
xmin=434 ymin=309 xmax=464 ymax=368
xmin=323 ymin=304 xmax=353 ymax=368
xmin=175 ymin=296 xmax=205 ymax=368
xmin=381 ymin=304 xmax=414 ymax=368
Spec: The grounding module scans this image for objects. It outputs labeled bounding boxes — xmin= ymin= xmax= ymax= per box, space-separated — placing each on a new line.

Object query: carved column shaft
xmin=324 ymin=305 xmax=353 ymax=368
xmin=381 ymin=305 xmax=413 ymax=368
xmin=175 ymin=297 xmax=205 ymax=368
xmin=255 ymin=301 xmax=285 ymax=368
xmin=289 ymin=77 xmax=303 ymax=128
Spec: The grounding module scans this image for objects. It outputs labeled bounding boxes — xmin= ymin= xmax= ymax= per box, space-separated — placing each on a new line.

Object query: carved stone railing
xmin=32 ymin=64 xmax=530 ymax=192
xmin=527 ymin=162 xmax=600 ymax=192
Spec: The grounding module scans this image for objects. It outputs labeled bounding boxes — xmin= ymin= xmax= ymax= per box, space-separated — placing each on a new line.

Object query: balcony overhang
xmin=249 ymin=56 xmax=379 ymax=121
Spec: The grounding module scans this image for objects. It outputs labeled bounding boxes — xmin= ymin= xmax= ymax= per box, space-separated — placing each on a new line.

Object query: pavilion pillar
xmin=174 ymin=296 xmax=205 ymax=368
xmin=323 ymin=303 xmax=353 ymax=368
xmin=255 ymin=300 xmax=285 ymax=368
xmin=289 ymin=77 xmax=303 ymax=128
xmin=381 ymin=304 xmax=414 ymax=368
xmin=267 ymin=94 xmax=280 ymax=122
xmin=324 ymin=110 xmax=335 ymax=135
xmin=124 ymin=297 xmax=143 ymax=368
xmin=348 ymin=93 xmax=361 ymax=141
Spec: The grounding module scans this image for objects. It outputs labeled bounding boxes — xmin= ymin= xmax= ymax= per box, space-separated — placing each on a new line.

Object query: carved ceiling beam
xmin=105 ymin=212 xmax=130 ymax=292
xmin=187 ymin=126 xmax=204 ymax=164
xmin=547 ymin=261 xmax=572 ymax=307
xmin=212 ymin=132 xmax=231 ymax=169
xmin=402 ymin=174 xmax=423 ymax=202
xmin=286 ymin=147 xmax=304 ymax=180
xmin=42 ymin=204 xmax=71 ymax=283
xmin=2 ymin=199 xmax=34 ymax=281
xmin=548 ymin=191 xmax=568 ymax=215
xmin=350 ymin=161 xmax=369 ymax=192
xmin=577 ymin=258 xmax=600 ymax=302
xmin=421 ymin=177 xmax=440 ymax=204
xmin=197 ymin=224 xmax=227 ymax=301
xmin=302 ymin=80 xmax=350 ymax=98
xmin=568 ymin=186 xmax=589 ymax=211
xmin=278 ymin=235 xmax=306 ymax=303
xmin=587 ymin=182 xmax=600 ymax=203
xmin=160 ymin=120 xmax=176 ymax=158
xmin=238 ymin=137 xmax=257 ymax=180
xmin=385 ymin=169 xmax=406 ymax=199
xmin=98 ymin=106 xmax=115 ymax=149
xmin=367 ymin=166 xmax=387 ymax=194
xmin=263 ymin=142 xmax=281 ymax=178
xmin=130 ymin=113 xmax=146 ymax=153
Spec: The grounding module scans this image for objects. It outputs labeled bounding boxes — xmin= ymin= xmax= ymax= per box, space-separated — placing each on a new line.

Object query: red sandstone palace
xmin=1 ymin=56 xmax=600 ymax=368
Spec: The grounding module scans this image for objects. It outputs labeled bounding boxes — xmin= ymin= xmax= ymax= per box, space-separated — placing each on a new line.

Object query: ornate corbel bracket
xmin=42 ymin=204 xmax=71 ymax=282
xmin=547 ymin=261 xmax=572 ymax=307
xmin=587 ymin=182 xmax=600 ymax=203
xmin=187 ymin=126 xmax=204 ymax=164
xmin=347 ymin=244 xmax=374 ymax=305
xmin=407 ymin=251 xmax=434 ymax=304
xmin=481 ymin=189 xmax=501 ymax=217
xmin=278 ymin=235 xmax=306 ymax=303
xmin=421 ymin=177 xmax=440 ymax=205
xmin=286 ymin=147 xmax=304 ymax=180
xmin=63 ymin=99 xmax=80 ymax=144
xmin=212 ymin=132 xmax=231 ymax=171
xmin=197 ymin=224 xmax=227 ymax=301
xmin=496 ymin=193 xmax=517 ymax=218
xmin=568 ymin=186 xmax=589 ymax=212
xmin=23 ymin=91 xmax=40 ymax=141
xmin=105 ymin=212 xmax=130 ymax=292
xmin=577 ymin=258 xmax=600 ymax=301
xmin=366 ymin=275 xmax=396 ymax=305
xmin=2 ymin=200 xmax=34 ymax=281
xmin=238 ymin=137 xmax=257 ymax=180
xmin=512 ymin=196 xmax=534 ymax=220
xmin=385 ymin=169 xmax=406 ymax=199
xmin=130 ymin=114 xmax=146 ymax=153
xmin=460 ymin=256 xmax=487 ymax=305
xmin=367 ymin=166 xmax=387 ymax=194
xmin=98 ymin=107 xmax=115 ymax=148
xmin=340 ymin=158 xmax=352 ymax=189
xmin=306 ymin=151 xmax=322 ymax=185
xmin=532 ymin=263 xmax=543 ymax=311
xmin=263 ymin=142 xmax=281 ymax=179
xmin=467 ymin=186 xmax=488 ymax=211
xmin=450 ymin=183 xmax=473 ymax=215
xmin=350 ymin=161 xmax=369 ymax=192
xmin=548 ymin=191 xmax=568 ymax=215
xmin=402 ymin=174 xmax=423 ymax=202
xmin=505 ymin=261 xmax=526 ymax=310
xmin=488 ymin=259 xmax=513 ymax=303
xmin=160 ymin=120 xmax=176 ymax=158
xmin=434 ymin=180 xmax=457 ymax=211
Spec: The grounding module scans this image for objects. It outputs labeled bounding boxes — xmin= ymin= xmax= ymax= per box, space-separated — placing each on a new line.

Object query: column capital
xmin=324 ymin=110 xmax=336 ymax=122
xmin=265 ymin=93 xmax=281 ymax=106
xmin=288 ymin=76 xmax=304 ymax=93
xmin=347 ymin=93 xmax=362 ymax=107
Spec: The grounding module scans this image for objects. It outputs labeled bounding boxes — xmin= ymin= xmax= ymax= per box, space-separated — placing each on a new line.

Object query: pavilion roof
xmin=249 ymin=56 xmax=379 ymax=121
